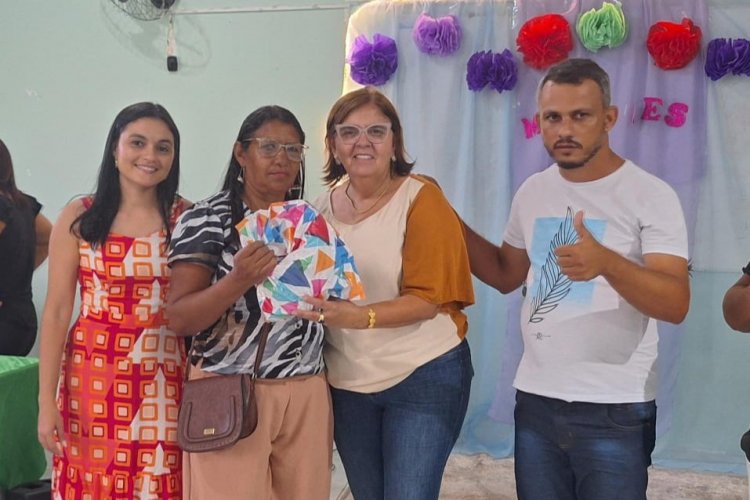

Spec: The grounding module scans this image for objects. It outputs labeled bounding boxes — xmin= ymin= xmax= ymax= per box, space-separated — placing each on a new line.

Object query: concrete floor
xmin=20 ymin=449 xmax=746 ymax=499
xmin=331 ymin=452 xmax=748 ymax=500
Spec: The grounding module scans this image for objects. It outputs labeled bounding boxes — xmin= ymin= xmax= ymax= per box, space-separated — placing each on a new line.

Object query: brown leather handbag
xmin=177 ymin=323 xmax=271 ymax=453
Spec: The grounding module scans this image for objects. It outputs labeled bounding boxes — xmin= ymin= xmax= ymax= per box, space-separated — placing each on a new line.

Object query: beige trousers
xmin=183 ymin=371 xmax=333 ymax=500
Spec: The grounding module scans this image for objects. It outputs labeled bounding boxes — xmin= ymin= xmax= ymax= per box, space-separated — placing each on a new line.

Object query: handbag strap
xmin=183 ymin=322 xmax=273 ymax=382
xmin=251 ymin=322 xmax=271 ymax=380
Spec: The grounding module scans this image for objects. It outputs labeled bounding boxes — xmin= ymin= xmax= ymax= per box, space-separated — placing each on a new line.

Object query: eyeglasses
xmin=243 ymin=138 xmax=307 ymax=162
xmin=334 ymin=123 xmax=391 ymax=145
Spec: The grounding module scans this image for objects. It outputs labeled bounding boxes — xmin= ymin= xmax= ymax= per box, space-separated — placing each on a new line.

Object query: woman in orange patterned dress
xmin=37 ymin=102 xmax=190 ymax=499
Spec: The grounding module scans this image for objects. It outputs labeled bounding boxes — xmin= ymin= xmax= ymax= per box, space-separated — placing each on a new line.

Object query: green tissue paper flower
xmin=576 ymin=1 xmax=628 ymax=53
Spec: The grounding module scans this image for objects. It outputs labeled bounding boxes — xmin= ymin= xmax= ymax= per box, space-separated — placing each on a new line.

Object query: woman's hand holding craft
xmin=295 ymin=295 xmax=367 ymax=329
xmin=229 ymin=241 xmax=276 ymax=288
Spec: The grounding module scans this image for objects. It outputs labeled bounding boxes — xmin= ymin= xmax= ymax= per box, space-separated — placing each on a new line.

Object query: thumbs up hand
xmin=554 ymin=210 xmax=611 ymax=281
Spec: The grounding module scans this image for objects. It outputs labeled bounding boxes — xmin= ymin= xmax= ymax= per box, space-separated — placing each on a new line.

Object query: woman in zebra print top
xmin=166 ymin=106 xmax=332 ymax=500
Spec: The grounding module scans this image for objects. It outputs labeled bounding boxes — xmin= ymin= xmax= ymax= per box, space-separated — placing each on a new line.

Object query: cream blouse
xmin=314 ymin=175 xmax=474 ymax=393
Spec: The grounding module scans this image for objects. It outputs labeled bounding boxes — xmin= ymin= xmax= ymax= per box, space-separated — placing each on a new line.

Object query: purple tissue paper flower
xmin=466 ymin=49 xmax=518 ymax=93
xmin=705 ymin=38 xmax=750 ymax=81
xmin=349 ymin=34 xmax=398 ymax=86
xmin=413 ymin=13 xmax=462 ymax=56
xmin=488 ymin=50 xmax=518 ymax=92
xmin=705 ymin=38 xmax=735 ymax=81
xmin=466 ymin=51 xmax=493 ymax=91
xmin=732 ymin=39 xmax=750 ymax=76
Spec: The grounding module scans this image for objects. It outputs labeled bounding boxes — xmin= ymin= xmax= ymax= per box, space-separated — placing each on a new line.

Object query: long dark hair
xmin=322 ymin=87 xmax=414 ymax=187
xmin=72 ymin=102 xmax=181 ymax=247
xmin=0 ymin=138 xmax=27 ymax=207
xmin=221 ymin=105 xmax=306 ymax=248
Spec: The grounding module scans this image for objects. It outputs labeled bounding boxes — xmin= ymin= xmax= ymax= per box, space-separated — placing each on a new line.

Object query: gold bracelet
xmin=367 ymin=308 xmax=376 ymax=329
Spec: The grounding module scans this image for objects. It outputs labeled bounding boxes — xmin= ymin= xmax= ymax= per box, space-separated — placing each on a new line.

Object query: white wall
xmin=0 ymin=0 xmax=355 ymax=354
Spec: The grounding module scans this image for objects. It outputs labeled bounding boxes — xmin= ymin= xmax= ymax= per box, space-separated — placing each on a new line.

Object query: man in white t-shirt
xmin=465 ymin=58 xmax=690 ymax=499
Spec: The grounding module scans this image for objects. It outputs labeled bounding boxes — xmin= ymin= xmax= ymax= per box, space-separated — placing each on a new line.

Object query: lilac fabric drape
xmin=341 ymin=0 xmax=750 ymax=472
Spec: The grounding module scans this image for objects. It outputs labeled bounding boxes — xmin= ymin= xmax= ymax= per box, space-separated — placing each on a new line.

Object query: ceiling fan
xmin=110 ymin=0 xmax=177 ymax=21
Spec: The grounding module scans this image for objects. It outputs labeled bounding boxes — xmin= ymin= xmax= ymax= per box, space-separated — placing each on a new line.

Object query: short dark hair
xmin=322 ymin=87 xmax=414 ymax=187
xmin=538 ymin=58 xmax=612 ymax=107
xmin=72 ymin=102 xmax=181 ymax=247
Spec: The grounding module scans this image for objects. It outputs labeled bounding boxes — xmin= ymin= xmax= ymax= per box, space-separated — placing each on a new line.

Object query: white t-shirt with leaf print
xmin=503 ymin=160 xmax=688 ymax=404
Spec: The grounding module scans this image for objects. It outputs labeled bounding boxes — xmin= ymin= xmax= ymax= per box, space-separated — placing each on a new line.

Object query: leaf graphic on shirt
xmin=529 ymin=207 xmax=578 ymax=324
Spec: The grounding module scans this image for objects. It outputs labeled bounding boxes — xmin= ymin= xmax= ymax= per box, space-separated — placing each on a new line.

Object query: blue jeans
xmin=330 ymin=340 xmax=473 ymax=500
xmin=514 ymin=391 xmax=656 ymax=500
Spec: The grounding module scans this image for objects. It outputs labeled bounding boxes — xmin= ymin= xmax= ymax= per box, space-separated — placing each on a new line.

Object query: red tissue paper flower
xmin=646 ymin=18 xmax=702 ymax=70
xmin=516 ymin=14 xmax=574 ymax=70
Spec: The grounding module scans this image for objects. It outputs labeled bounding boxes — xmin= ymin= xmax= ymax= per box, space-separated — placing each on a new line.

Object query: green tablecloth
xmin=0 ymin=356 xmax=46 ymax=490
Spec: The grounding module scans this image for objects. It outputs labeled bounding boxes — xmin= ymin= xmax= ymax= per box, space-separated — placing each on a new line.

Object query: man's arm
xmin=723 ymin=272 xmax=750 ymax=332
xmin=555 ymin=211 xmax=689 ymax=324
xmin=419 ymin=173 xmax=529 ymax=294
xmin=601 ymin=252 xmax=688 ymax=324
xmin=463 ymin=223 xmax=529 ymax=294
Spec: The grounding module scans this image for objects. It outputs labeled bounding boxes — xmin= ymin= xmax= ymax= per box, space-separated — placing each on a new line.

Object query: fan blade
xmin=151 ymin=0 xmax=176 ymax=8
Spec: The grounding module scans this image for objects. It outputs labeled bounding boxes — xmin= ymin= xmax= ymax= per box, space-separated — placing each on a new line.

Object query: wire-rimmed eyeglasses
xmin=243 ymin=138 xmax=307 ymax=162
xmin=334 ymin=123 xmax=391 ymax=145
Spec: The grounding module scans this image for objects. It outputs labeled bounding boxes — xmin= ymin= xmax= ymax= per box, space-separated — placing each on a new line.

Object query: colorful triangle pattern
xmin=236 ymin=199 xmax=365 ymax=321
